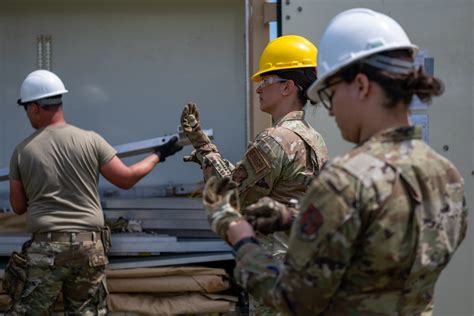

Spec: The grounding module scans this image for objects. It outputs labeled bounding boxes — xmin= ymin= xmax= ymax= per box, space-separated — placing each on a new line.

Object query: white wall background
xmin=283 ymin=1 xmax=473 ymax=315
xmin=0 ymin=0 xmax=247 ymax=192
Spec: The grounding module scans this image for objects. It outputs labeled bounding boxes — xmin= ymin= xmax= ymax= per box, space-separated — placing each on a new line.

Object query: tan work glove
xmin=203 ymin=176 xmax=242 ymax=241
xmin=182 ymin=149 xmax=200 ymax=164
xmin=181 ymin=102 xmax=213 ymax=149
xmin=242 ymin=197 xmax=296 ymax=234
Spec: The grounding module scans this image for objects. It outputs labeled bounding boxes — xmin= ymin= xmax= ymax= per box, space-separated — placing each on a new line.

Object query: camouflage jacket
xmin=200 ymin=111 xmax=328 ymax=209
xmin=234 ymin=126 xmax=468 ymax=315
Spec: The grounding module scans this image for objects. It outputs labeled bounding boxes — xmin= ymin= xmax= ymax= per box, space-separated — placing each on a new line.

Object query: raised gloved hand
xmin=203 ymin=176 xmax=242 ymax=241
xmin=181 ymin=102 xmax=213 ymax=149
xmin=242 ymin=197 xmax=295 ymax=234
xmin=154 ymin=136 xmax=183 ymax=162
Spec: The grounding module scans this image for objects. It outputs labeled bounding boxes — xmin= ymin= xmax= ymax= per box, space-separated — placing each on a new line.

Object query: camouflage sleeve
xmin=200 ymin=151 xmax=236 ymax=181
xmin=231 ymin=135 xmax=285 ymax=209
xmin=234 ymin=164 xmax=361 ymax=314
xmin=198 ymin=133 xmax=285 ymax=208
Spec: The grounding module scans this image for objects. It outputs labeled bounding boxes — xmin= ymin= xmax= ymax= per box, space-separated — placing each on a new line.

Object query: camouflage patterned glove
xmin=203 ymin=176 xmax=242 ymax=241
xmin=181 ymin=102 xmax=213 ymax=149
xmin=183 ymin=149 xmax=201 ymax=164
xmin=182 ymin=143 xmax=219 ymax=164
xmin=242 ymin=197 xmax=296 ymax=234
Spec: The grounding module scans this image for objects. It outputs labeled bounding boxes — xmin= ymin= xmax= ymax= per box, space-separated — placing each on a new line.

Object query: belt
xmin=33 ymin=231 xmax=99 ymax=242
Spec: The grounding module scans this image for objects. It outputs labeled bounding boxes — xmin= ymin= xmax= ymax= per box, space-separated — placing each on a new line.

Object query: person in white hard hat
xmin=5 ymin=70 xmax=183 ymax=314
xmin=200 ymin=8 xmax=467 ymax=315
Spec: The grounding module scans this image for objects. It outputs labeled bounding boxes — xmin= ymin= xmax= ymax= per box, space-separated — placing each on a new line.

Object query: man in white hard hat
xmin=200 ymin=8 xmax=467 ymax=315
xmin=5 ymin=70 xmax=182 ymax=315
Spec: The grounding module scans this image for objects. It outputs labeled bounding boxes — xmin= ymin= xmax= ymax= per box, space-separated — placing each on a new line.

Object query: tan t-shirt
xmin=9 ymin=123 xmax=116 ymax=233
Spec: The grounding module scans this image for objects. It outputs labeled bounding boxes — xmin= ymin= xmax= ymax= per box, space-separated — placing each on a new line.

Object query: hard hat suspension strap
xmin=364 ymin=55 xmax=415 ymax=75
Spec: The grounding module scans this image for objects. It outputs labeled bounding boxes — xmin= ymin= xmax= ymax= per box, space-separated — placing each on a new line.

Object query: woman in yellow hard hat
xmin=180 ymin=35 xmax=328 ymax=315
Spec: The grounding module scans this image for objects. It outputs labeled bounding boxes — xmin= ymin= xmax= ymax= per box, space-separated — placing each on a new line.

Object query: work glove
xmin=154 ymin=136 xmax=183 ymax=162
xmin=202 ymin=176 xmax=242 ymax=241
xmin=242 ymin=197 xmax=296 ymax=234
xmin=181 ymin=102 xmax=213 ymax=149
xmin=183 ymin=149 xmax=201 ymax=164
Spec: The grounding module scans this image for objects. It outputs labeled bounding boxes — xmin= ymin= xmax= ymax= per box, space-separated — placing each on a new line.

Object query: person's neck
xmin=359 ymin=103 xmax=410 ymax=143
xmin=37 ymin=112 xmax=66 ymax=129
xmin=271 ymin=101 xmax=302 ymax=123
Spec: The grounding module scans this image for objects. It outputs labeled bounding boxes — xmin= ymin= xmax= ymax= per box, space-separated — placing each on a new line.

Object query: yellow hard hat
xmin=251 ymin=35 xmax=318 ymax=82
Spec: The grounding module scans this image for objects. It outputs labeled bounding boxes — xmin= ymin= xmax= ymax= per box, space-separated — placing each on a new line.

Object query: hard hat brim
xmin=19 ymin=90 xmax=68 ymax=104
xmin=252 ymin=65 xmax=317 ymax=82
xmin=307 ymin=44 xmax=418 ymax=103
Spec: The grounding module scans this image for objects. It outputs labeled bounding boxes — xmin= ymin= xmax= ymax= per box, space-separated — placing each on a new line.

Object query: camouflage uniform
xmin=233 ymin=126 xmax=468 ymax=315
xmin=199 ymin=111 xmax=328 ymax=209
xmin=8 ymin=237 xmax=108 ymax=315
xmin=198 ymin=110 xmax=327 ymax=255
xmin=196 ymin=111 xmax=328 ymax=315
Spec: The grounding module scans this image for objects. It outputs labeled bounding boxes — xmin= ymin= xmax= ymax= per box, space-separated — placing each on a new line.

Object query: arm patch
xmin=246 ymin=146 xmax=270 ymax=174
xmin=300 ymin=203 xmax=324 ymax=237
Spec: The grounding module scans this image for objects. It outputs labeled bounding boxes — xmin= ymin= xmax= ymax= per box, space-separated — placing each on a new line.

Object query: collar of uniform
xmin=273 ymin=110 xmax=304 ymax=127
xmin=363 ymin=125 xmax=422 ymax=145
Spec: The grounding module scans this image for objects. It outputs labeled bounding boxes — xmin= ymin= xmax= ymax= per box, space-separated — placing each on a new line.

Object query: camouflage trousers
xmin=248 ymin=232 xmax=287 ymax=316
xmin=7 ymin=237 xmax=108 ymax=316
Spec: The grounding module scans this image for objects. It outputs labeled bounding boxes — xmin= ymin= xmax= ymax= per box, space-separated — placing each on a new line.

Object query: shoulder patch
xmin=246 ymin=147 xmax=270 ymax=174
xmin=299 ymin=203 xmax=324 ymax=238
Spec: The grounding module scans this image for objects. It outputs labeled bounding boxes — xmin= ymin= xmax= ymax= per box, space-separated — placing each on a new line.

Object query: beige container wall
xmin=283 ymin=1 xmax=473 ymax=315
xmin=0 ymin=0 xmax=247 ymax=191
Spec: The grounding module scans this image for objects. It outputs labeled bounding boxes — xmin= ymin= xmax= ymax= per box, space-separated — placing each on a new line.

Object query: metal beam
xmin=0 ymin=130 xmax=213 ymax=182
xmin=103 ymin=197 xmax=203 ymax=209
xmin=107 ymin=253 xmax=234 ymax=269
xmin=105 ymin=209 xmax=206 ymax=220
xmin=146 ymin=229 xmax=218 ymax=238
xmin=139 ymin=220 xmax=210 ymax=230
xmin=111 ymin=238 xmax=230 ymax=253
xmin=115 ymin=129 xmax=213 ymax=158
xmin=0 ymin=233 xmax=230 ymax=256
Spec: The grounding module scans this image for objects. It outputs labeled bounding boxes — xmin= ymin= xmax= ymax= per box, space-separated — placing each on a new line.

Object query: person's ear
xmin=32 ymin=103 xmax=41 ymax=115
xmin=281 ymin=79 xmax=295 ymax=96
xmin=354 ymin=73 xmax=371 ymax=101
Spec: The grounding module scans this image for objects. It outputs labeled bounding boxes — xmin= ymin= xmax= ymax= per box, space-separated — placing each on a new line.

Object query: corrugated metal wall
xmin=0 ymin=0 xmax=247 ymax=191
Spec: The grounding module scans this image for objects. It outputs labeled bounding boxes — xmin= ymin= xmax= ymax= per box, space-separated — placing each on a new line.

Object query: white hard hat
xmin=307 ymin=8 xmax=418 ymax=103
xmin=18 ymin=70 xmax=68 ymax=105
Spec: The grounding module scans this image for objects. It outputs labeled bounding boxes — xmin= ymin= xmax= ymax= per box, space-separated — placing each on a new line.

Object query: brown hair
xmin=338 ymin=49 xmax=444 ymax=108
xmin=266 ymin=68 xmax=317 ymax=106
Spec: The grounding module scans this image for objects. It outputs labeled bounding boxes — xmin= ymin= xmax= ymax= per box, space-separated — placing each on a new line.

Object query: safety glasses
xmin=317 ymin=77 xmax=343 ymax=111
xmin=257 ymin=77 xmax=288 ymax=90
